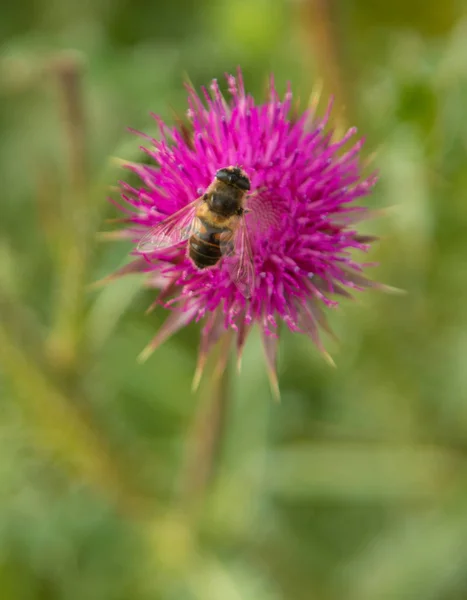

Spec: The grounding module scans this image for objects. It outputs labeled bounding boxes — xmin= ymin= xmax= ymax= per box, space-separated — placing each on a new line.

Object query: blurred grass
xmin=2 ymin=0 xmax=467 ymax=598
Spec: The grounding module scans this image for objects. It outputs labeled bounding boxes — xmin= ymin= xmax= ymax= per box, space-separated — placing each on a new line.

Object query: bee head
xmin=215 ymin=166 xmax=251 ymax=191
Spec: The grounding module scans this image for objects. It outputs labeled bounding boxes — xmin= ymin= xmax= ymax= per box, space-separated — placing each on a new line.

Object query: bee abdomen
xmin=189 ymin=233 xmax=222 ymax=269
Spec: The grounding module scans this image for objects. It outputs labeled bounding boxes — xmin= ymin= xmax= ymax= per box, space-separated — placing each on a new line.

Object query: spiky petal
xmin=109 ymin=68 xmax=380 ymax=391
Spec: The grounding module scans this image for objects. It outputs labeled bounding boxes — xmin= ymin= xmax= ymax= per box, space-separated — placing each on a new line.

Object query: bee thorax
xmin=208 ymin=191 xmax=241 ymax=217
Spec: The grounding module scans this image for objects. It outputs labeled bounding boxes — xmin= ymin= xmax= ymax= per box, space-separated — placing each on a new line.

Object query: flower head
xmin=110 ymin=68 xmax=382 ymax=396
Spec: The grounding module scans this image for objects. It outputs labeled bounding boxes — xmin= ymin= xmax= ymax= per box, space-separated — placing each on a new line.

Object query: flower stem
xmin=53 ymin=52 xmax=87 ymax=194
xmin=297 ymin=0 xmax=353 ymax=124
xmin=179 ymin=332 xmax=233 ymax=514
xmin=46 ymin=53 xmax=93 ymax=377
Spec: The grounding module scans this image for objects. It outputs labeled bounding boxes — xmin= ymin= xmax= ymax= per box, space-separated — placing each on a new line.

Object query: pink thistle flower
xmin=109 ymin=68 xmax=383 ymax=397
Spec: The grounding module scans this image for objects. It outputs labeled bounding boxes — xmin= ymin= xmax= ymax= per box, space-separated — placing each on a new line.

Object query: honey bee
xmin=137 ymin=166 xmax=255 ymax=298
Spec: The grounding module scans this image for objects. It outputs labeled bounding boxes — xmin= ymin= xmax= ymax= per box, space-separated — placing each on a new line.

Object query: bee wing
xmin=137 ymin=198 xmax=200 ymax=253
xmin=220 ymin=214 xmax=256 ymax=299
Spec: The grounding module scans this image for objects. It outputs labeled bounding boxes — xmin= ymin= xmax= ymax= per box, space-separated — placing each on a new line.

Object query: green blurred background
xmin=2 ymin=0 xmax=467 ymax=598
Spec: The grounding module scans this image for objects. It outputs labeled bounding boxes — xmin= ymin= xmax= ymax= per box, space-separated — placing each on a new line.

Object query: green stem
xmin=298 ymin=0 xmax=353 ymax=124
xmin=46 ymin=54 xmax=93 ymax=376
xmin=179 ymin=332 xmax=233 ymax=514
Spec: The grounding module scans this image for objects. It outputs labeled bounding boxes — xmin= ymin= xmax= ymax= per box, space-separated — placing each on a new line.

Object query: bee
xmin=137 ymin=166 xmax=255 ymax=298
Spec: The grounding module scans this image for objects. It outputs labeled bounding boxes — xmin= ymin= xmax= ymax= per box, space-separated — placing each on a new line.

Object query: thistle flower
xmin=109 ymin=68 xmax=383 ymax=396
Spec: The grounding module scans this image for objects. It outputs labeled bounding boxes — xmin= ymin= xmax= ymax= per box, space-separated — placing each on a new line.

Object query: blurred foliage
xmin=1 ymin=0 xmax=467 ymax=598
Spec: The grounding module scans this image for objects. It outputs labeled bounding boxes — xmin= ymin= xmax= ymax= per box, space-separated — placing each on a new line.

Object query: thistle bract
xmin=110 ymin=68 xmax=381 ymax=394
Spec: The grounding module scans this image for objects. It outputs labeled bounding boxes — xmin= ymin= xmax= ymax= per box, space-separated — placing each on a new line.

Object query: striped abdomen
xmin=189 ymin=218 xmax=231 ymax=269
